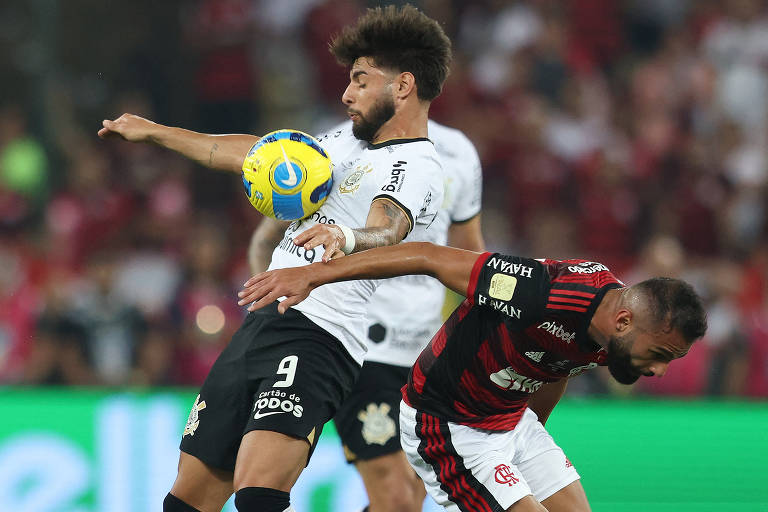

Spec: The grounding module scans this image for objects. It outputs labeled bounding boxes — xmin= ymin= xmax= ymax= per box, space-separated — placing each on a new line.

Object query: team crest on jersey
xmin=339 ymin=163 xmax=373 ymax=194
xmin=489 ymin=273 xmax=518 ymax=301
xmin=183 ymin=394 xmax=207 ymax=437
xmin=358 ymin=402 xmax=396 ymax=445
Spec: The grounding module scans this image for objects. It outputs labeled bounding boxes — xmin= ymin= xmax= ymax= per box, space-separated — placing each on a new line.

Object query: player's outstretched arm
xmin=238 ymin=242 xmax=481 ymax=313
xmin=98 ymin=113 xmax=258 ymax=173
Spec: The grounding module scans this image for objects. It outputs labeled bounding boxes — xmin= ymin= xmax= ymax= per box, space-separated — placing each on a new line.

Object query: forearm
xmin=310 ymin=242 xmax=478 ymax=296
xmin=347 ymin=226 xmax=402 ymax=252
xmin=239 ymin=242 xmax=482 ymax=313
xmin=448 ymin=214 xmax=485 ymax=252
xmin=527 ymin=378 xmax=568 ymax=425
xmin=349 ymin=197 xmax=411 ymax=252
xmin=248 ymin=218 xmax=291 ymax=274
xmin=150 ymin=125 xmax=258 ymax=173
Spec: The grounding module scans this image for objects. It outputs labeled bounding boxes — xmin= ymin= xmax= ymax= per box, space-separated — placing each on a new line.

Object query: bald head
xmin=622 ymin=277 xmax=707 ymax=344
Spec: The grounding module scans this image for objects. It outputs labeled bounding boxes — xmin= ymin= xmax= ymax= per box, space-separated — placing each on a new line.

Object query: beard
xmin=606 ymin=334 xmax=642 ymax=385
xmin=350 ymin=93 xmax=395 ymax=143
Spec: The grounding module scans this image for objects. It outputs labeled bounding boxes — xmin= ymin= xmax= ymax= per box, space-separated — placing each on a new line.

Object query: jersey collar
xmin=577 ymin=282 xmax=622 ymax=351
xmin=367 ymin=137 xmax=432 ymax=149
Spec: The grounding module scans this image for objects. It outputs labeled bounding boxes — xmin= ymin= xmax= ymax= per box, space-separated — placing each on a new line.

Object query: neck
xmin=587 ymin=288 xmax=624 ymax=348
xmin=372 ymin=102 xmax=429 ymax=143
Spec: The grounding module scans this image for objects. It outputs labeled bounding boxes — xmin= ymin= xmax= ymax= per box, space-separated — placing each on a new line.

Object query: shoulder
xmin=315 ymin=121 xmax=353 ymax=145
xmin=467 ymin=253 xmax=551 ymax=328
xmin=540 ymin=259 xmax=624 ymax=289
xmin=428 ymin=120 xmax=480 ymax=163
xmin=371 ymin=139 xmax=442 ymax=174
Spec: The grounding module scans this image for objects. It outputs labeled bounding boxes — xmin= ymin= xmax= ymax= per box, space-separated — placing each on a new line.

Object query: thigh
xmin=506 ymin=496 xmax=548 ymax=512
xmin=399 ymin=401 xmax=535 ymax=512
xmin=233 ymin=430 xmax=310 ymax=491
xmin=170 ymin=452 xmax=233 ymax=512
xmin=334 ymin=361 xmax=409 ymax=462
xmin=244 ymin=327 xmax=359 ymax=462
xmin=540 ymin=480 xmax=590 ymax=512
xmin=179 ymin=311 xmax=267 ymax=472
xmin=355 ymin=450 xmax=421 ymax=486
xmin=356 ymin=451 xmax=425 ymax=510
xmin=180 ymin=303 xmax=358 ymax=471
xmin=513 ymin=413 xmax=581 ymax=504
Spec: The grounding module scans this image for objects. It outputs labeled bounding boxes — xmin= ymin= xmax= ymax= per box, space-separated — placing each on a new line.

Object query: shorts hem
xmin=535 ymin=473 xmax=580 ymax=502
xmin=179 ymin=445 xmax=235 ymax=473
xmin=344 ymin=442 xmax=403 ymax=464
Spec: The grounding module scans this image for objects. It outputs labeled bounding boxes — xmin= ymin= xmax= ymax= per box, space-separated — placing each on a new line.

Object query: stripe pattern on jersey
xmin=547 ymin=284 xmax=596 ymax=313
xmin=405 ymin=254 xmax=622 ymax=432
xmin=415 ymin=410 xmax=502 ymax=512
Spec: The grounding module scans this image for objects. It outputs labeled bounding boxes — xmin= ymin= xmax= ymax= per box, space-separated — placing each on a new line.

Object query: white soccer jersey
xmin=268 ymin=123 xmax=443 ymax=365
xmin=364 ymin=120 xmax=483 ymax=367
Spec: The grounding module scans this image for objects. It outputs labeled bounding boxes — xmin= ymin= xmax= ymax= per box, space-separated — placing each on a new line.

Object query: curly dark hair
xmin=631 ymin=277 xmax=708 ymax=343
xmin=329 ymin=4 xmax=452 ymax=101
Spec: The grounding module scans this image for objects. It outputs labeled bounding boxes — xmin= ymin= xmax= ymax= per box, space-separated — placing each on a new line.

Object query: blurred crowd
xmin=1 ymin=0 xmax=767 ymax=397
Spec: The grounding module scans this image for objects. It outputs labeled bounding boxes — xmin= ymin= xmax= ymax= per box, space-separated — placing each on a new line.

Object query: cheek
xmin=629 ymin=352 xmax=654 ymax=370
xmin=357 ymin=95 xmax=371 ymax=111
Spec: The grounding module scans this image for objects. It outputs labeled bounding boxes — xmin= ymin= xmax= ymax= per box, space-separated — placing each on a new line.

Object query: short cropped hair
xmin=631 ymin=277 xmax=708 ymax=343
xmin=329 ymin=4 xmax=452 ymax=101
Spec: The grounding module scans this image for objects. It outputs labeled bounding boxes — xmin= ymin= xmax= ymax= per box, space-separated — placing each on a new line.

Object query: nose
xmin=341 ymin=84 xmax=354 ymax=106
xmin=648 ymin=361 xmax=669 ymax=377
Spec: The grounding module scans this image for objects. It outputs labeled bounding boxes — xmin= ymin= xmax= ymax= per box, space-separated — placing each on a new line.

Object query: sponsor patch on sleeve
xmin=489 ymin=273 xmax=517 ymax=301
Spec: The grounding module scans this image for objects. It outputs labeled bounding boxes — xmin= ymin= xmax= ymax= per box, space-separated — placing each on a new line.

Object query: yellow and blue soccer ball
xmin=241 ymin=129 xmax=333 ymax=220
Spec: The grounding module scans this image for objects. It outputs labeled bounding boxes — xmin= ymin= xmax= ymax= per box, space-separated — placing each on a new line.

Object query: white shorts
xmin=400 ymin=401 xmax=579 ymax=511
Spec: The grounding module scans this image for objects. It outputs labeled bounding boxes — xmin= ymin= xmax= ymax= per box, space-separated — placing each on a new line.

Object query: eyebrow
xmin=655 ymin=347 xmax=685 ymax=360
xmin=351 ymin=70 xmax=368 ymax=81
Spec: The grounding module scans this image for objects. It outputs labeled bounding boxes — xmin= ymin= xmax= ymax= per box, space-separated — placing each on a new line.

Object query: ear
xmin=394 ymin=71 xmax=417 ymax=100
xmin=615 ymin=309 xmax=632 ymax=333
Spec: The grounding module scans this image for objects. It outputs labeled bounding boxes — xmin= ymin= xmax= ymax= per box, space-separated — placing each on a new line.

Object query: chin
xmin=607 ymin=363 xmax=641 ymax=385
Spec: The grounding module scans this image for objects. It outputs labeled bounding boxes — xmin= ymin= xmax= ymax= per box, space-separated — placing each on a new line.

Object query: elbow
xmin=410 ymin=241 xmax=436 ymax=251
xmin=414 ymin=242 xmax=440 ymax=275
xmin=405 ymin=241 xmax=437 ymax=257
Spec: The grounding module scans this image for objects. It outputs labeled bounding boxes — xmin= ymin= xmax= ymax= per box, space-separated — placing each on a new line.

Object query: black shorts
xmin=333 ymin=361 xmax=410 ymax=463
xmin=180 ymin=302 xmax=359 ymax=472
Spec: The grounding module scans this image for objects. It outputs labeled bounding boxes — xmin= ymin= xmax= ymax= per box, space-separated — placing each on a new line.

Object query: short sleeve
xmin=449 ymin=138 xmax=482 ymax=223
xmin=373 ymin=147 xmax=443 ymax=234
xmin=468 ymin=253 xmax=550 ymax=328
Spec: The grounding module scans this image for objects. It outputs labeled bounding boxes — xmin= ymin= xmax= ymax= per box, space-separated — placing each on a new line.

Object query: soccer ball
xmin=241 ymin=129 xmax=333 ymax=220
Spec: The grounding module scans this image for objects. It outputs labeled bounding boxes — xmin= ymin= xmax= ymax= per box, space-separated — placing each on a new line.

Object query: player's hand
xmin=98 ymin=113 xmax=158 ymax=142
xmin=237 ymin=267 xmax=315 ymax=313
xmin=293 ymin=224 xmax=347 ymax=262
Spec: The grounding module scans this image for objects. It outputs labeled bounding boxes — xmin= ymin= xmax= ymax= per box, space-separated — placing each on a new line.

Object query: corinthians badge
xmin=183 ymin=394 xmax=207 ymax=436
xmin=357 ymin=402 xmax=396 ymax=445
xmin=339 ymin=164 xmax=373 ymax=194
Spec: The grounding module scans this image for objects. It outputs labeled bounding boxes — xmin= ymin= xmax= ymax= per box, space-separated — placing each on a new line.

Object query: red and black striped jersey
xmin=402 ymin=252 xmax=623 ymax=431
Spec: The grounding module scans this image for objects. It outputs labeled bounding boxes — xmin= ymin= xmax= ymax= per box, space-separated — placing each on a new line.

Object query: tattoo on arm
xmin=351 ymin=199 xmax=411 ymax=252
xmin=208 ymin=143 xmax=219 ymax=167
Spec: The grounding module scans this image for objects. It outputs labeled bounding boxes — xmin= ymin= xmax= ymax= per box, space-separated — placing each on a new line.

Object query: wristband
xmin=337 ymin=224 xmax=356 ymax=255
